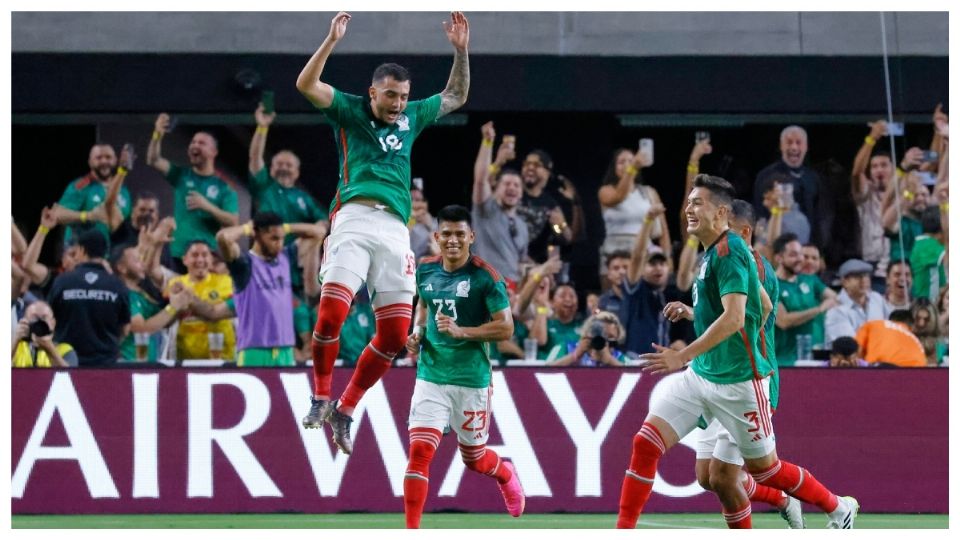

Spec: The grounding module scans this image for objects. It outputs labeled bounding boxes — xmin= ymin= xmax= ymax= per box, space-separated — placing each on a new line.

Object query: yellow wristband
xmin=481 ymin=139 xmax=494 ymax=147
xmin=243 ymin=224 xmax=253 ymax=236
xmin=488 ymin=163 xmax=500 ymax=174
xmin=770 ymin=207 xmax=782 ymax=216
xmin=940 ymin=203 xmax=949 ymax=212
xmin=532 ymin=272 xmax=542 ymax=283
xmin=536 ymin=306 xmax=549 ymax=315
xmin=80 ymin=211 xmax=88 ymax=223
xmin=256 ymin=126 xmax=269 ymax=135
xmin=37 ymin=225 xmax=49 ymax=235
xmin=902 ymin=190 xmax=914 ymax=201
xmin=687 ymin=164 xmax=699 ymax=174
xmin=152 ymin=130 xmax=162 ymax=141
xmin=165 ymin=305 xmax=178 ymax=316
xmin=117 ymin=166 xmax=128 ymax=176
xmin=644 ymin=218 xmax=653 ymax=225
xmin=625 ymin=165 xmax=639 ymax=176
xmin=865 ymin=135 xmax=876 ymax=146
xmin=686 ymin=237 xmax=698 ymax=248
xmin=282 ymin=223 xmax=291 ymax=234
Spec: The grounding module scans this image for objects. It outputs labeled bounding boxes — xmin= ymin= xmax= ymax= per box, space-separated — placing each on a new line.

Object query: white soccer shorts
xmin=696 ymin=419 xmax=745 ymax=466
xmin=319 ymin=202 xmax=417 ymax=296
xmin=408 ymin=379 xmax=492 ymax=446
xmin=650 ymin=367 xmax=776 ymax=460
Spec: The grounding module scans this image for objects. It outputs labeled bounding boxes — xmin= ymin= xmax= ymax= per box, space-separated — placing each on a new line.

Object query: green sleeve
xmin=219 ymin=184 xmax=239 ymax=213
xmin=321 ymin=87 xmax=356 ymax=125
xmin=812 ymin=276 xmax=827 ymax=298
xmin=715 ymin=249 xmax=751 ymax=298
xmin=165 ymin=164 xmax=184 ymax=188
xmin=58 ymin=181 xmax=83 ymax=210
xmin=485 ymin=279 xmax=511 ymax=315
xmin=119 ymin=185 xmax=133 ymax=219
xmin=248 ymin=167 xmax=271 ymax=195
xmin=413 ymin=94 xmax=443 ymax=135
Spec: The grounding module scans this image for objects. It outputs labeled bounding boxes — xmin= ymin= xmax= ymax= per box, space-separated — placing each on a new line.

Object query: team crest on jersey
xmin=396 ymin=115 xmax=410 ymax=132
xmin=799 ymin=283 xmax=811 ymax=295
xmin=298 ymin=197 xmax=306 ymax=210
xmin=186 ymin=180 xmax=195 ymax=188
xmin=698 ymin=259 xmax=708 ymax=280
xmin=424 ymin=284 xmax=434 ymax=291
xmin=206 ymin=185 xmax=219 ymax=199
xmin=456 ymin=280 xmax=471 ymax=298
xmin=92 ymin=194 xmax=102 ymax=203
xmin=209 ymin=291 xmax=220 ymax=300
xmin=84 ymin=272 xmax=99 ymax=284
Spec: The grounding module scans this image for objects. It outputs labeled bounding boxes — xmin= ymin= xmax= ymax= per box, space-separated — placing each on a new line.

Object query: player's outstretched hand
xmin=443 ymin=11 xmax=469 ymax=51
xmin=328 ymin=12 xmax=351 ymax=42
xmin=662 ymin=301 xmax=693 ymax=322
xmin=640 ymin=343 xmax=688 ymax=375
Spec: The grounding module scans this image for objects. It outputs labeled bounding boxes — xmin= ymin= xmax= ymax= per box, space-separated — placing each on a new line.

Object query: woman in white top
xmin=597 ymin=146 xmax=670 ymax=286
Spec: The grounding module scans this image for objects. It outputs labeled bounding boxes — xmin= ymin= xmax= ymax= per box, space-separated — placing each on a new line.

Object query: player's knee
xmin=632 ymin=432 xmax=662 ymax=461
xmin=708 ymin=466 xmax=741 ymax=494
xmin=373 ymin=306 xmax=412 ymax=354
xmin=315 ymin=309 xmax=346 ymax=339
xmin=695 ymin=464 xmax=713 ymax=491
xmin=407 ymin=440 xmax=436 ymax=473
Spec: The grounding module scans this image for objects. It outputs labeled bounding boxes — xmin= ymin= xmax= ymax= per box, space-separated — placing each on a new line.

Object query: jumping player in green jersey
xmin=665 ymin=199 xmax=803 ymax=528
xmin=296 ymin=11 xmax=470 ymax=454
xmin=617 ymin=175 xmax=858 ymax=529
xmin=402 ymin=205 xmax=524 ymax=528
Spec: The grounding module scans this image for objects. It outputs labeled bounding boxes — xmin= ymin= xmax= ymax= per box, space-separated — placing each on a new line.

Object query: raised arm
xmin=473 ymin=122 xmax=496 ymax=205
xmin=20 ymin=206 xmax=57 ymax=285
xmin=296 ymin=12 xmax=350 ymax=109
xmin=216 ymin=222 xmax=249 ymax=263
xmin=648 ymin=188 xmax=672 ymax=270
xmin=675 ymin=238 xmax=699 ymax=292
xmin=626 ymin=203 xmax=664 ymax=285
xmin=515 ymin=259 xmax=561 ymax=318
xmin=146 ymin=114 xmax=172 ymax=176
xmin=249 ymin=104 xmax=276 ymax=175
xmin=851 ymin=121 xmax=886 ymax=203
xmin=438 ymin=12 xmax=470 ymax=117
xmin=103 ymin=145 xmax=136 ymax=232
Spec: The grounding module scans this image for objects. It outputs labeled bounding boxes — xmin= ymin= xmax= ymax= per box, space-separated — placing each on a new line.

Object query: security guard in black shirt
xmin=48 ymin=230 xmax=131 ymax=366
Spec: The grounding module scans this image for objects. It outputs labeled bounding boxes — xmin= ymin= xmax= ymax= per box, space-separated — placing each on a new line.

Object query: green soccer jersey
xmin=888 ymin=215 xmax=923 ymax=263
xmin=910 ymin=235 xmax=946 ymax=300
xmin=59 ymin=174 xmax=132 ymax=246
xmin=689 ymin=231 xmax=773 ymax=384
xmin=416 ymin=256 xmax=511 ymax=388
xmin=119 ymin=289 xmax=162 ymax=362
xmin=339 ymin=302 xmax=376 ymax=367
xmin=321 ymin=88 xmax=442 ymax=224
xmin=775 ymin=273 xmax=827 ymax=366
xmin=542 ymin=317 xmax=584 ymax=361
xmin=248 ymin=167 xmax=328 ymax=244
xmin=165 ymin=164 xmax=239 ymax=258
xmin=753 ymin=251 xmax=781 ymax=410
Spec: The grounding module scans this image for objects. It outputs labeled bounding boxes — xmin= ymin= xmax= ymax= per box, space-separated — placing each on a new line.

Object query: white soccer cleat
xmin=826 ymin=496 xmax=859 ymax=529
xmin=779 ymin=496 xmax=805 ymax=529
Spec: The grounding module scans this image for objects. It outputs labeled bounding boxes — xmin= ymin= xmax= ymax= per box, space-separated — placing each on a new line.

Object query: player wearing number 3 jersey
xmin=617 ymin=175 xmax=858 ymax=529
xmin=403 ymin=205 xmax=525 ymax=528
xmin=295 ymin=11 xmax=470 ymax=454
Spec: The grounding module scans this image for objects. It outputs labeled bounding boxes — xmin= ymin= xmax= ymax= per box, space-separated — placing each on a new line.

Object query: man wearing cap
xmin=824 ymin=259 xmax=887 ymax=344
xmin=47 ymin=230 xmax=131 ymax=366
xmin=618 ymin=203 xmax=691 ymax=355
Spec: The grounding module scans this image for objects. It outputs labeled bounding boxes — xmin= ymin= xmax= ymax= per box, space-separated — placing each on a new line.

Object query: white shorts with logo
xmin=650 ymin=367 xmax=775 ymax=460
xmin=408 ymin=379 xmax=492 ymax=446
xmin=320 ymin=202 xmax=416 ymax=295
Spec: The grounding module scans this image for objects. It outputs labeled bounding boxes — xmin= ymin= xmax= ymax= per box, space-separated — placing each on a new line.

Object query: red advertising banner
xmin=12 ymin=368 xmax=947 ymax=515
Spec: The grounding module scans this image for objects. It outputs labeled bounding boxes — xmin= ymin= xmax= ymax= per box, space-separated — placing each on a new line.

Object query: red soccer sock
xmin=617 ymin=422 xmax=666 ymax=529
xmin=461 ymin=444 xmax=512 ymax=484
xmin=752 ymin=460 xmax=839 ymax=513
xmin=338 ymin=303 xmax=412 ymax=415
xmin=404 ymin=428 xmax=440 ymax=529
xmin=723 ymin=503 xmax=753 ymax=529
xmin=742 ymin=472 xmax=787 ymax=509
xmin=310 ymin=282 xmax=353 ymax=399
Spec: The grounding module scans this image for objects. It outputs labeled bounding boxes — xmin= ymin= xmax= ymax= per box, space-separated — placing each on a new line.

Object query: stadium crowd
xmin=11 ymin=104 xmax=949 ymax=369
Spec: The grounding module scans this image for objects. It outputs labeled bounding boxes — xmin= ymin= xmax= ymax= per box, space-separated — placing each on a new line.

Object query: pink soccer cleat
xmin=498 ymin=461 xmax=525 ymax=518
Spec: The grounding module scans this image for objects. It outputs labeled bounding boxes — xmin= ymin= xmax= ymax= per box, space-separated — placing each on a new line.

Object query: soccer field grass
xmin=11 ymin=513 xmax=948 ymax=529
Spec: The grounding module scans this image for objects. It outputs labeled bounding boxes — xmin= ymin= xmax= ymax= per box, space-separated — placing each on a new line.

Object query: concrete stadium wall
xmin=11 ymin=11 xmax=947 ymax=56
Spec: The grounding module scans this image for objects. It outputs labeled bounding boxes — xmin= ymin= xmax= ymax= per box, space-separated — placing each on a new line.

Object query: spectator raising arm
xmin=296 ymin=12 xmax=351 ymax=109
xmin=598 ymin=143 xmax=649 ymax=208
xmin=19 ymin=206 xmax=57 ymax=286
xmin=513 ymin=258 xmax=561 ymax=319
xmin=101 ymin=145 xmax=136 ymax=232
xmin=146 ymin=113 xmax=172 ymax=176
xmin=625 ymin=203 xmax=665 ymax=285
xmin=675 ymin=237 xmax=699 ymax=293
xmin=851 ymin=121 xmax=888 ymax=204
xmin=139 ymin=217 xmax=176 ymax=288
xmin=249 ymin=103 xmax=276 ymax=175
xmin=679 ymin=137 xmax=712 ymax=239
xmin=473 ymin=121 xmax=515 ymax=205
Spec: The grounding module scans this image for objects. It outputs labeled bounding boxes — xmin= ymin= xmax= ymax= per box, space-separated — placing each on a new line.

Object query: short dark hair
xmin=195 ymin=131 xmax=219 ymax=149
xmin=772 ymin=232 xmax=799 ymax=256
xmin=870 ymin=150 xmax=892 ymax=161
xmin=920 ymin=205 xmax=942 ymax=234
xmin=185 ymin=239 xmax=214 ymax=254
xmin=495 ymin=167 xmax=522 ymax=183
xmin=437 ymin=205 xmax=472 ymax=227
xmin=692 ymin=174 xmax=736 ymax=208
xmin=109 ymin=242 xmax=137 ymax=270
xmin=730 ymin=199 xmax=757 ymax=230
xmin=888 ymin=259 xmax=910 ymax=274
xmin=253 ymin=211 xmax=284 ymax=233
xmin=889 ymin=309 xmax=914 ymax=324
xmin=606 ymin=250 xmax=631 ymax=266
xmin=135 ymin=191 xmax=159 ymax=204
xmin=372 ymin=63 xmax=410 ymax=84
xmin=802 ymin=243 xmax=820 ymax=251
xmin=831 ymin=336 xmax=859 ymax=357
xmin=528 ymin=149 xmax=554 ymax=170
xmin=77 ymin=229 xmax=107 ymax=259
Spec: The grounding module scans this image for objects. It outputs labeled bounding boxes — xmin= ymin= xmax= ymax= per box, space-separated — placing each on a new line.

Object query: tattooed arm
xmin=438 ymin=11 xmax=470 ymax=117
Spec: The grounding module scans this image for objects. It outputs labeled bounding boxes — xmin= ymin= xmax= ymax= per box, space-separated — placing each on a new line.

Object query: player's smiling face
xmin=684 ymin=187 xmax=716 ymax=237
xmin=369 ymin=77 xmax=410 ymax=124
xmin=436 ymin=220 xmax=474 ymax=264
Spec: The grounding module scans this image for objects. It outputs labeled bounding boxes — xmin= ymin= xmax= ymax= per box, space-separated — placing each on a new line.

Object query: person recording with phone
xmin=12 ymin=301 xmax=77 ymax=368
xmin=546 ymin=310 xmax=627 ymax=367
